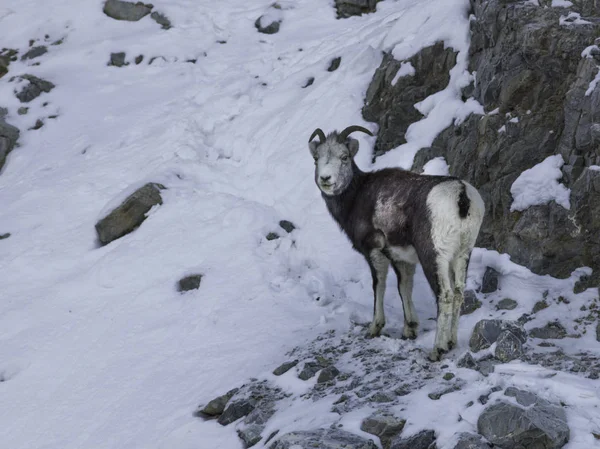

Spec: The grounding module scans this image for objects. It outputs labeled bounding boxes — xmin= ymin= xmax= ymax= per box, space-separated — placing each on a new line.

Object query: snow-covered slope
xmin=0 ymin=1 xmax=598 ymax=449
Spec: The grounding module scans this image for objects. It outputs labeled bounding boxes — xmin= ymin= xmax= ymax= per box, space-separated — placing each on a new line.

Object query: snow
xmin=560 ymin=12 xmax=592 ymax=26
xmin=0 ymin=1 xmax=598 ymax=449
xmin=510 ymin=155 xmax=571 ymax=211
xmin=390 ymin=62 xmax=415 ymax=86
xmin=422 ymin=156 xmax=450 ymax=176
xmin=590 ymin=165 xmax=600 ymax=171
xmin=552 ymin=0 xmax=574 ymax=7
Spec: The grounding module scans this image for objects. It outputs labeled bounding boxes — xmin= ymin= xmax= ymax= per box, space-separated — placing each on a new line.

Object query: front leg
xmin=367 ymin=250 xmax=390 ymax=338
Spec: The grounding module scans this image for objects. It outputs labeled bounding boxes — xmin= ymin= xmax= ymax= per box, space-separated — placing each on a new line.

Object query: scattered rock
xmin=478 ymin=388 xmax=570 ymax=449
xmin=255 ymin=14 xmax=281 ymax=35
xmin=29 ymin=119 xmax=43 ymax=130
xmin=443 ymin=372 xmax=455 ymax=381
xmin=266 ymin=232 xmax=279 ymax=241
xmin=480 ymin=267 xmax=500 ymax=294
xmin=469 ymin=319 xmax=527 ymax=352
xmin=494 ymin=330 xmax=524 ymax=362
xmin=533 ymin=300 xmax=549 ymax=313
xmin=270 ymin=429 xmax=378 ymax=449
xmin=21 ymin=46 xmax=47 ymax=61
xmin=150 ymin=11 xmax=172 ymax=29
xmin=218 ymin=399 xmax=256 ymax=426
xmin=452 ymin=432 xmax=490 ymax=449
xmin=369 ymin=391 xmax=396 ymax=403
xmin=317 ymin=365 xmax=340 ymax=383
xmin=109 ymin=52 xmax=128 ymax=67
xmin=461 ymin=290 xmax=482 ymax=315
xmin=196 ymin=388 xmax=239 ymax=417
xmin=95 ymin=182 xmax=165 ymax=245
xmin=178 ymin=274 xmax=202 ymax=292
xmin=596 ymin=322 xmax=599 ymax=342
xmin=457 ymin=352 xmax=478 ymax=370
xmin=478 ymin=387 xmax=501 ymax=405
xmin=52 ymin=38 xmax=64 ymax=46
xmin=0 ymin=233 xmax=10 ymax=240
xmin=496 ymin=298 xmax=517 ymax=310
xmin=238 ymin=424 xmax=263 ymax=447
xmin=273 ymin=360 xmax=298 ymax=376
xmin=530 ymin=321 xmax=567 ymax=339
xmin=15 ymin=74 xmax=55 ymax=103
xmin=135 ymin=55 xmax=144 ymax=64
xmin=328 ymin=57 xmax=341 ymax=72
xmin=335 ymin=0 xmax=383 ymax=18
xmin=298 ymin=361 xmax=323 ymax=380
xmin=278 ymin=220 xmax=295 ymax=233
xmin=302 ymin=77 xmax=314 ymax=88
xmin=361 ymin=412 xmax=406 ymax=449
xmin=428 ymin=384 xmax=461 ymax=400
xmin=17 ymin=107 xmax=28 ymax=115
xmin=148 ymin=56 xmax=166 ymax=65
xmin=390 ymin=429 xmax=436 ymax=449
xmin=103 ymin=0 xmax=153 ymax=21
xmin=0 ymin=116 xmax=20 ymax=171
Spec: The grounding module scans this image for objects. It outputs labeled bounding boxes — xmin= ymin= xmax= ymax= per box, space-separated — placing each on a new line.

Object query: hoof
xmin=367 ymin=321 xmax=384 ymax=338
xmin=402 ymin=325 xmax=418 ymax=340
xmin=428 ymin=347 xmax=447 ymax=362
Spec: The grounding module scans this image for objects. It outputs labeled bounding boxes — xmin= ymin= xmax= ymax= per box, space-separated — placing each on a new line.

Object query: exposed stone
xmin=269 ymin=429 xmax=378 ymax=449
xmin=196 ymin=388 xmax=238 ymax=417
xmin=15 ymin=74 xmax=55 ymax=103
xmin=109 ymin=52 xmax=128 ymax=67
xmin=335 ymin=0 xmax=383 ymax=18
xmin=178 ymin=274 xmax=202 ymax=292
xmin=452 ymin=432 xmax=490 ymax=449
xmin=273 ymin=360 xmax=298 ymax=376
xmin=328 ymin=57 xmax=341 ymax=72
xmin=298 ymin=361 xmax=322 ymax=380
xmin=278 ymin=220 xmax=295 ymax=233
xmin=443 ymin=372 xmax=455 ymax=381
xmin=478 ymin=388 xmax=570 ymax=449
xmin=530 ymin=321 xmax=568 ymax=339
xmin=390 ymin=429 xmax=436 ymax=449
xmin=95 ymin=182 xmax=165 ymax=245
xmin=461 ymin=290 xmax=482 ymax=315
xmin=494 ymin=330 xmax=524 ymax=362
xmin=17 ymin=107 xmax=28 ymax=115
xmin=255 ymin=15 xmax=281 ymax=35
xmin=533 ymin=300 xmax=549 ymax=313
xmin=150 ymin=11 xmax=172 ymax=29
xmin=29 ymin=119 xmax=43 ymax=130
xmin=361 ymin=412 xmax=406 ymax=449
xmin=266 ymin=232 xmax=279 ymax=241
xmin=21 ymin=46 xmax=47 ymax=61
xmin=103 ymin=0 xmax=153 ymax=21
xmin=428 ymin=384 xmax=461 ymax=400
xmin=469 ymin=320 xmax=527 ymax=352
xmin=369 ymin=391 xmax=396 ymax=403
xmin=218 ymin=399 xmax=256 ymax=426
xmin=238 ymin=424 xmax=263 ymax=447
xmin=596 ymin=321 xmax=600 ymax=342
xmin=0 ymin=116 xmax=20 ymax=171
xmin=135 ymin=55 xmax=144 ymax=64
xmin=496 ymin=298 xmax=517 ymax=310
xmin=302 ymin=77 xmax=314 ymax=88
xmin=317 ymin=365 xmax=340 ymax=383
xmin=457 ymin=352 xmax=478 ymax=370
xmin=480 ymin=267 xmax=500 ymax=294
xmin=363 ymin=42 xmax=457 ymax=159
xmin=0 ymin=233 xmax=10 ymax=240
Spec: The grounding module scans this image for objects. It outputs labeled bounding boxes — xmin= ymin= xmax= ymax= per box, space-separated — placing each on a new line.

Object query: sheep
xmin=308 ymin=125 xmax=485 ymax=361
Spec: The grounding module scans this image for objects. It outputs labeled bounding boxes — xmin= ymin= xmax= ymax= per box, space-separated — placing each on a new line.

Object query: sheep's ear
xmin=309 ymin=141 xmax=319 ymax=159
xmin=347 ymin=138 xmax=359 ymax=157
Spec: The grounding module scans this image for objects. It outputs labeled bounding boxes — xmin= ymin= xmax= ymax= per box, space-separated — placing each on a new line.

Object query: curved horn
xmin=309 ymin=128 xmax=327 ymax=143
xmin=338 ymin=125 xmax=373 ymax=142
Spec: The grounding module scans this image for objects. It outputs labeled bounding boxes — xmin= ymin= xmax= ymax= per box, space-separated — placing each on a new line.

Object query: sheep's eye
xmin=341 ymin=155 xmax=349 ymax=162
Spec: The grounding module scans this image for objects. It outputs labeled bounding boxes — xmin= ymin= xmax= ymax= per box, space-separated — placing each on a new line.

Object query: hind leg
xmin=392 ymin=261 xmax=418 ymax=340
xmin=449 ymin=253 xmax=470 ymax=348
xmin=367 ymin=250 xmax=390 ymax=338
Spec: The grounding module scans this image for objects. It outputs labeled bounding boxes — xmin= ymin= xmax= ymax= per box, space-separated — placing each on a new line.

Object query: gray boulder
xmin=0 ymin=117 xmax=20 ymax=172
xmin=15 ymin=74 xmax=55 ymax=103
xmin=596 ymin=321 xmax=600 ymax=342
xmin=530 ymin=321 xmax=567 ymax=339
xmin=218 ymin=399 xmax=256 ymax=426
xmin=21 ymin=46 xmax=47 ymax=61
xmin=196 ymin=388 xmax=238 ymax=417
xmin=335 ymin=0 xmax=383 ymax=18
xmin=461 ymin=290 xmax=482 ymax=315
xmin=477 ymin=387 xmax=570 ymax=449
xmin=328 ymin=57 xmax=341 ymax=72
xmin=109 ymin=52 xmax=128 ymax=67
xmin=95 ymin=183 xmax=165 ymax=245
xmin=178 ymin=274 xmax=202 ymax=292
xmin=273 ymin=360 xmax=298 ymax=376
xmin=390 ymin=429 xmax=436 ymax=449
xmin=361 ymin=412 xmax=406 ymax=449
xmin=453 ymin=432 xmax=490 ymax=449
xmin=469 ymin=320 xmax=527 ymax=352
xmin=317 ymin=365 xmax=340 ymax=383
xmin=150 ymin=11 xmax=172 ymax=29
xmin=480 ymin=267 xmax=500 ymax=294
xmin=103 ymin=0 xmax=153 ymax=21
xmin=497 ymin=298 xmax=517 ymax=310
xmin=278 ymin=220 xmax=295 ymax=233
xmin=269 ymin=429 xmax=378 ymax=449
xmin=255 ymin=15 xmax=281 ymax=35
xmin=494 ymin=330 xmax=524 ymax=362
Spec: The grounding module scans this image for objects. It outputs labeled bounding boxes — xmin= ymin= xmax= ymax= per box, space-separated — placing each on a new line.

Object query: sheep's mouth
xmin=320 ymin=182 xmax=334 ymax=190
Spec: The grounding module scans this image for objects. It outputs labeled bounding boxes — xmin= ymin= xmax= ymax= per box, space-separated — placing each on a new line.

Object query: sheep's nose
xmin=320 ymin=175 xmax=331 ymax=182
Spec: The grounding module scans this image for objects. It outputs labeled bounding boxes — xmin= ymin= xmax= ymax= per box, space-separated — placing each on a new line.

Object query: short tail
xmin=457 ymin=182 xmax=470 ymax=219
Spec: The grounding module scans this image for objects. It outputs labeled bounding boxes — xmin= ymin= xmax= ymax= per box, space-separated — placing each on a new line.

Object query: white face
xmin=309 ymin=138 xmax=359 ymax=196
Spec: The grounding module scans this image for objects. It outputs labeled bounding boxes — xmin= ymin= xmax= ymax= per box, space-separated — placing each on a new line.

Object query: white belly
xmin=387 ymin=245 xmax=419 ymax=265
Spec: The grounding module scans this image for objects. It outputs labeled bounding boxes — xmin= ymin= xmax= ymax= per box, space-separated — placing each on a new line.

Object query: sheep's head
xmin=308 ymin=126 xmax=373 ymax=196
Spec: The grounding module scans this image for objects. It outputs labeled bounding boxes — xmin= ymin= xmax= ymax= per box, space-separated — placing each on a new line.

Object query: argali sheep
xmin=308 ymin=126 xmax=484 ymax=361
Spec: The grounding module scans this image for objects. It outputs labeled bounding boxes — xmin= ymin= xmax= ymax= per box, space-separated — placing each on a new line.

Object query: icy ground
xmin=0 ymin=1 xmax=599 ymax=448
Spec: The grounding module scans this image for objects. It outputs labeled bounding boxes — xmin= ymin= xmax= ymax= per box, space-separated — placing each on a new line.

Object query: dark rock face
xmin=255 ymin=16 xmax=281 ymax=34
xmin=317 ymin=365 xmax=340 ymax=383
xmin=270 ymin=429 xmax=378 ymax=449
xmin=21 ymin=46 xmax=47 ymax=61
xmin=453 ymin=432 xmax=490 ymax=449
xmin=363 ymin=43 xmax=457 ymax=159
xmin=109 ymin=52 xmax=127 ymax=67
xmin=390 ymin=429 xmax=436 ymax=449
xmin=0 ymin=233 xmax=10 ymax=240
xmin=0 ymin=49 xmax=17 ymax=79
xmin=178 ymin=274 xmax=202 ymax=292
xmin=0 ymin=116 xmax=20 ymax=172
xmin=530 ymin=321 xmax=567 ymax=339
xmin=496 ymin=298 xmax=517 ymax=310
xmin=278 ymin=220 xmax=295 ymax=233
xmin=469 ymin=319 xmax=527 ymax=352
xmin=15 ymin=74 xmax=55 ymax=103
xmin=272 ymin=360 xmax=298 ymax=376
xmin=478 ymin=388 xmax=570 ymax=449
xmin=196 ymin=388 xmax=238 ymax=417
xmin=103 ymin=0 xmax=153 ymax=21
xmin=494 ymin=329 xmax=524 ymax=362
xmin=361 ymin=412 xmax=405 ymax=449
xmin=328 ymin=57 xmax=341 ymax=72
xmin=480 ymin=267 xmax=499 ymax=294
xmin=95 ymin=183 xmax=165 ymax=245
xmin=461 ymin=290 xmax=482 ymax=315
xmin=335 ymin=0 xmax=383 ymax=18
xmin=150 ymin=11 xmax=172 ymax=29
xmin=410 ymin=1 xmax=600 ymax=286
